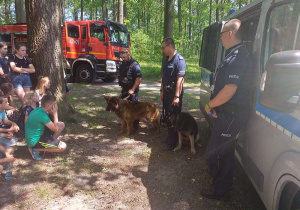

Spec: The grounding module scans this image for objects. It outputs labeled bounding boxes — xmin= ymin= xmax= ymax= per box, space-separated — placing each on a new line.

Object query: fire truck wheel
xmin=76 ymin=64 xmax=93 ymax=83
xmin=102 ymin=75 xmax=116 ymax=83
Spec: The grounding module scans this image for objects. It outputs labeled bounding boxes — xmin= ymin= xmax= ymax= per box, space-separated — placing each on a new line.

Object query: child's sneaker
xmin=5 ymin=171 xmax=12 ymax=180
xmin=28 ymin=148 xmax=42 ymax=160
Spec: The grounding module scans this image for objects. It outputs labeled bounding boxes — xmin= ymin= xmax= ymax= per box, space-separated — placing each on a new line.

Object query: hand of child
xmin=51 ymin=103 xmax=58 ymax=114
xmin=6 ymin=110 xmax=13 ymax=117
xmin=5 ymin=156 xmax=15 ymax=163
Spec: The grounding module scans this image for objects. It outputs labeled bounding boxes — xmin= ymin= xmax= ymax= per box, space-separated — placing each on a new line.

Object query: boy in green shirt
xmin=25 ymin=94 xmax=66 ymax=160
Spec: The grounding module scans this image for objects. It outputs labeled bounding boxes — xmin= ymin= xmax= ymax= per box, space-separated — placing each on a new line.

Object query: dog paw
xmin=173 ymin=147 xmax=181 ymax=151
xmin=191 ymin=150 xmax=196 ymax=155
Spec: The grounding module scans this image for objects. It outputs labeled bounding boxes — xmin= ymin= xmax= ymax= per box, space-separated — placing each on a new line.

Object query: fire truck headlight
xmin=106 ymin=60 xmax=117 ymax=72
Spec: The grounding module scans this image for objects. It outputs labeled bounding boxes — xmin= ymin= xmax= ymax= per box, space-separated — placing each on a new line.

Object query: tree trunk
xmin=163 ymin=0 xmax=174 ymax=39
xmin=61 ymin=0 xmax=65 ymax=24
xmin=4 ymin=0 xmax=10 ymax=21
xmin=25 ymin=0 xmax=72 ymax=119
xmin=178 ymin=0 xmax=182 ymax=35
xmin=102 ymin=0 xmax=107 ymax=20
xmin=15 ymin=0 xmax=26 ymax=23
xmin=113 ymin=0 xmax=117 ymax=22
xmin=124 ymin=0 xmax=127 ymax=20
xmin=119 ymin=0 xmax=123 ymax=24
xmin=74 ymin=8 xmax=78 ymax=21
xmin=216 ymin=0 xmax=219 ymax=22
xmin=209 ymin=0 xmax=212 ymax=25
xmin=81 ymin=0 xmax=83 ymax=20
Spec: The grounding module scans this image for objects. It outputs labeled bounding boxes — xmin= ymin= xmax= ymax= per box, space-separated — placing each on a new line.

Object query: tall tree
xmin=25 ymin=0 xmax=72 ymax=118
xmin=80 ymin=0 xmax=83 ymax=20
xmin=15 ymin=0 xmax=26 ymax=23
xmin=163 ymin=0 xmax=174 ymax=38
xmin=102 ymin=0 xmax=107 ymax=19
xmin=113 ymin=0 xmax=117 ymax=22
xmin=119 ymin=0 xmax=123 ymax=24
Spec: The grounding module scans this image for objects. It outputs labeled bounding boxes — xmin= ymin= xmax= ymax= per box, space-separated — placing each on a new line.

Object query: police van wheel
xmin=76 ymin=64 xmax=93 ymax=83
xmin=102 ymin=75 xmax=116 ymax=83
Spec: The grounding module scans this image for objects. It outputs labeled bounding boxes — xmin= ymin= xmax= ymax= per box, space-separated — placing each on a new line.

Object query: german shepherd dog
xmin=173 ymin=112 xmax=199 ymax=154
xmin=104 ymin=96 xmax=160 ymax=135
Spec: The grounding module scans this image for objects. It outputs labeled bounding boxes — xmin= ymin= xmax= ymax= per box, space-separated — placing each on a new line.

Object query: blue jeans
xmin=10 ymin=74 xmax=32 ymax=89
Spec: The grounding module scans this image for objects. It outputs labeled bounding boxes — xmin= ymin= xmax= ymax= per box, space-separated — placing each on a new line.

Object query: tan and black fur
xmin=104 ymin=96 xmax=160 ymax=135
xmin=173 ymin=112 xmax=199 ymax=154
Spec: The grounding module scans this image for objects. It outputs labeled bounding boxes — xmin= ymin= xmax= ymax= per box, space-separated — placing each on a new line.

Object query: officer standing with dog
xmin=201 ymin=19 xmax=255 ymax=201
xmin=119 ymin=49 xmax=142 ymax=130
xmin=160 ymin=37 xmax=186 ymax=151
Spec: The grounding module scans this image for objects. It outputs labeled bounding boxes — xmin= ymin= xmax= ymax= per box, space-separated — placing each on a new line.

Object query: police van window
xmin=263 ymin=1 xmax=300 ymax=68
xmin=67 ymin=25 xmax=79 ymax=38
xmin=90 ymin=25 xmax=105 ymax=42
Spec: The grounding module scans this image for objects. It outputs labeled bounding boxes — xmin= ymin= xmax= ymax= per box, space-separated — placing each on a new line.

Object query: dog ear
xmin=104 ymin=95 xmax=110 ymax=102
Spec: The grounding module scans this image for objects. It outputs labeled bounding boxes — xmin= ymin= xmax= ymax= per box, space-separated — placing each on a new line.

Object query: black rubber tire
xmin=76 ymin=64 xmax=93 ymax=83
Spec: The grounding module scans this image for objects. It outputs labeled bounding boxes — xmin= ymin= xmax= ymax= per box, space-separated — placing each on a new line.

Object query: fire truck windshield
xmin=109 ymin=28 xmax=128 ymax=47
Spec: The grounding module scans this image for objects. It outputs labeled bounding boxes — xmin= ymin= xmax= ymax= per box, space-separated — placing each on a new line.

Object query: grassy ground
xmin=138 ymin=57 xmax=201 ymax=85
xmin=0 ymin=58 xmax=266 ymax=209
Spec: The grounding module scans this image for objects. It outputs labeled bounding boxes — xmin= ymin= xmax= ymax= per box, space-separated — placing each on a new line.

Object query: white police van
xmin=199 ymin=0 xmax=300 ymax=209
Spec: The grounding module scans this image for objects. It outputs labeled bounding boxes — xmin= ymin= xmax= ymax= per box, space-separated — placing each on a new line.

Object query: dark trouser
xmin=206 ymin=111 xmax=249 ymax=197
xmin=121 ymin=90 xmax=139 ymax=130
xmin=162 ymin=92 xmax=183 ymax=147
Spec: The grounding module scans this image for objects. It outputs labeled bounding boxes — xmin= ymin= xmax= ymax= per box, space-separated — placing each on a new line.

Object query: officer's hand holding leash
xmin=205 ymin=103 xmax=218 ymax=118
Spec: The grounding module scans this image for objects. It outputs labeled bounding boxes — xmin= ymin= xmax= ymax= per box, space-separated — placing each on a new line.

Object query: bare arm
xmin=172 ymin=76 xmax=185 ymax=106
xmin=128 ymin=77 xmax=142 ymax=94
xmin=22 ymin=63 xmax=35 ymax=74
xmin=45 ymin=104 xmax=59 ymax=132
xmin=208 ymin=84 xmax=238 ymax=108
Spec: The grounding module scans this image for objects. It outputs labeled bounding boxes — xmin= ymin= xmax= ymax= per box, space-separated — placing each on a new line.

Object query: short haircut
xmin=224 ymin=19 xmax=243 ymax=41
xmin=0 ymin=82 xmax=14 ymax=95
xmin=41 ymin=94 xmax=56 ymax=107
xmin=0 ymin=42 xmax=7 ymax=49
xmin=24 ymin=91 xmax=36 ymax=106
xmin=162 ymin=37 xmax=175 ymax=49
xmin=15 ymin=42 xmax=26 ymax=50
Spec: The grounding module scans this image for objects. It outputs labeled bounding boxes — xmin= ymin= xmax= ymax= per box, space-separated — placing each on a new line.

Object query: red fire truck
xmin=0 ymin=20 xmax=130 ymax=83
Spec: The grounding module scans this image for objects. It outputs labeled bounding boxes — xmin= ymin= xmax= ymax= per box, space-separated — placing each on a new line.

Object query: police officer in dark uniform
xmin=160 ymin=38 xmax=186 ymax=151
xmin=201 ymin=19 xmax=255 ymax=201
xmin=119 ymin=49 xmax=142 ymax=129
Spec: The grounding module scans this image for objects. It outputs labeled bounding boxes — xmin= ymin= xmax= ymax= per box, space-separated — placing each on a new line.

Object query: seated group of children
xmin=0 ymin=77 xmax=67 ymax=181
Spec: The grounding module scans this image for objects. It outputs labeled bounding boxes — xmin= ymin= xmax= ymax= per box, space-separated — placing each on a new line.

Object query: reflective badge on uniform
xmin=211 ymin=84 xmax=215 ymax=93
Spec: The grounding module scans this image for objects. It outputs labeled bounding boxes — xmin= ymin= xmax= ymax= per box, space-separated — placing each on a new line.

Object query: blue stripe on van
xmin=256 ymin=97 xmax=300 ymax=139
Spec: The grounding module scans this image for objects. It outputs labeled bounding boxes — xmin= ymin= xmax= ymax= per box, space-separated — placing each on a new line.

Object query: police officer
xmin=201 ymin=19 xmax=255 ymax=201
xmin=119 ymin=49 xmax=142 ymax=129
xmin=160 ymin=37 xmax=186 ymax=151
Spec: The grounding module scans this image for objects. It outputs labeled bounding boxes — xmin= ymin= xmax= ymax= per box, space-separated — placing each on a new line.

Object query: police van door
xmin=242 ymin=0 xmax=300 ymax=207
xmin=199 ymin=22 xmax=223 ymax=127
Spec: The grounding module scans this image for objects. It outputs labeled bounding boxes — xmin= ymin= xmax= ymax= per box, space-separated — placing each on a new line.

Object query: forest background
xmin=0 ymin=0 xmax=252 ymax=61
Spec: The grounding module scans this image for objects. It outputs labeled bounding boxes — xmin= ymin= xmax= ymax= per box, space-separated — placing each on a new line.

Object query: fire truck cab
xmin=0 ymin=20 xmax=130 ymax=83
xmin=63 ymin=20 xmax=130 ymax=83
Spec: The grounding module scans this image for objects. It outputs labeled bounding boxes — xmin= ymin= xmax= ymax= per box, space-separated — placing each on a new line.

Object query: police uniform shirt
xmin=120 ymin=57 xmax=142 ymax=92
xmin=162 ymin=52 xmax=186 ymax=89
xmin=212 ymin=44 xmax=253 ymax=105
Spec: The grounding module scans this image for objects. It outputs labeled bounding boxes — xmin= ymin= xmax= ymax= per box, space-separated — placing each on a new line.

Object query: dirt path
xmin=0 ymin=82 xmax=266 ymax=210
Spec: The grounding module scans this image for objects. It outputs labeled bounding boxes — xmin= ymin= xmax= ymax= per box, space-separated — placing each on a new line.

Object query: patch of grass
xmin=139 ymin=57 xmax=200 ymax=84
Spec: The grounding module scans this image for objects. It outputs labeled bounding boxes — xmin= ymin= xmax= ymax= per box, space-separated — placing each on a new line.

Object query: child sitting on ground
xmin=17 ymin=91 xmax=39 ymax=136
xmin=0 ymin=95 xmax=20 ymax=179
xmin=35 ymin=76 xmax=51 ymax=107
xmin=0 ymin=82 xmax=20 ymax=123
xmin=0 ymin=143 xmax=15 ymax=180
xmin=25 ymin=94 xmax=66 ymax=160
